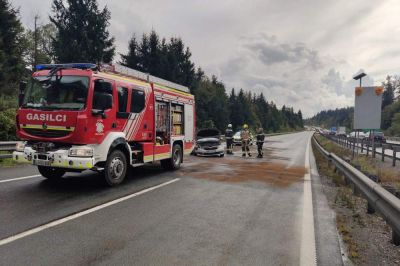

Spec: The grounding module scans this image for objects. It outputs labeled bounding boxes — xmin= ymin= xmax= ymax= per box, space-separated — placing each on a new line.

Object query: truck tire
xmin=161 ymin=144 xmax=182 ymax=170
xmin=38 ymin=166 xmax=65 ymax=180
xmin=104 ymin=149 xmax=127 ymax=186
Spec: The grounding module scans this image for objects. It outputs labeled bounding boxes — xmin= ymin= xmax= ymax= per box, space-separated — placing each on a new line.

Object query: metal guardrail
xmin=386 ymin=136 xmax=400 ymax=143
xmin=312 ymin=134 xmax=400 ymax=245
xmin=322 ymin=134 xmax=400 ymax=167
xmin=0 ymin=141 xmax=18 ymax=159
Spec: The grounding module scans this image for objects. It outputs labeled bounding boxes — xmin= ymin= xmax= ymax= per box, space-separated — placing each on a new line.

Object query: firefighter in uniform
xmin=241 ymin=124 xmax=251 ymax=157
xmin=225 ymin=124 xmax=234 ymax=154
xmin=256 ymin=127 xmax=265 ymax=158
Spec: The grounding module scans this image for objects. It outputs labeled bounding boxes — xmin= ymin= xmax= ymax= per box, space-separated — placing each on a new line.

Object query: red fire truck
xmin=13 ymin=63 xmax=195 ymax=186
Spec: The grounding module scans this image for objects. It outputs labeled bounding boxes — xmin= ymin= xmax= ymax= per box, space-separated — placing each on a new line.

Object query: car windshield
xmin=22 ymin=75 xmax=90 ymax=110
xmin=234 ymin=131 xmax=241 ymax=137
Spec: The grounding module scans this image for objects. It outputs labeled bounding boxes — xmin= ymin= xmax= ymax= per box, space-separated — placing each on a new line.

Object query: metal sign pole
xmin=371 ymin=129 xmax=375 ymax=157
xmin=356 ymin=130 xmax=359 ymax=155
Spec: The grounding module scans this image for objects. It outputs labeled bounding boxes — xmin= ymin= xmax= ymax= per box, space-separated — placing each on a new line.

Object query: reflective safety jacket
xmin=225 ymin=129 xmax=234 ymax=139
xmin=256 ymin=133 xmax=265 ymax=143
xmin=241 ymin=129 xmax=250 ymax=140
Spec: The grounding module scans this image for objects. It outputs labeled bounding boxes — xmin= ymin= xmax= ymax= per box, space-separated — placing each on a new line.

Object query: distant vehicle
xmin=366 ymin=131 xmax=386 ymax=143
xmin=329 ymin=127 xmax=337 ymax=135
xmin=336 ymin=127 xmax=346 ymax=137
xmin=193 ymin=128 xmax=224 ymax=157
xmin=233 ymin=131 xmax=254 ymax=146
xmin=348 ymin=131 xmax=367 ymax=140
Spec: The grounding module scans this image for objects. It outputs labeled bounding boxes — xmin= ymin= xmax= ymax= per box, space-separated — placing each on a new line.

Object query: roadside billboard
xmin=353 ymin=86 xmax=383 ymax=130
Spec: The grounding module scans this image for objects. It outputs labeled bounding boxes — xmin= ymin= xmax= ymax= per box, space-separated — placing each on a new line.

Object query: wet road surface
xmin=0 ymin=131 xmax=342 ymax=265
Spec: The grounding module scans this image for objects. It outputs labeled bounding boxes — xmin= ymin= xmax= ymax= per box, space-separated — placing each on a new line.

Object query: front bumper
xmin=194 ymin=147 xmax=224 ymax=157
xmin=13 ymin=146 xmax=95 ymax=170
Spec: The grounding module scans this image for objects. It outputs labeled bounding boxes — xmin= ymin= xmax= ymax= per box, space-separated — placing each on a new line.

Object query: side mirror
xmin=18 ymin=81 xmax=27 ymax=107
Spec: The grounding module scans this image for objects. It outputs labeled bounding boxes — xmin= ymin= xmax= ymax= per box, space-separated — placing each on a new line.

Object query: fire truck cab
xmin=13 ymin=63 xmax=195 ymax=186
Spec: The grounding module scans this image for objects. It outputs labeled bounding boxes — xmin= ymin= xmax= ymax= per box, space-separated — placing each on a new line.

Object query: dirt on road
xmin=180 ymin=147 xmax=307 ymax=187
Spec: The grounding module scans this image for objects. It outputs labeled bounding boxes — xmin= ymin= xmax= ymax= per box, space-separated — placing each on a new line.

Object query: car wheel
xmin=104 ymin=149 xmax=127 ymax=186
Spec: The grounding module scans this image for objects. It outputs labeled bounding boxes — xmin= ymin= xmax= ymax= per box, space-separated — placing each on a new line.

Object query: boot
xmin=242 ymin=153 xmax=246 ymax=157
xmin=248 ymin=153 xmax=252 ymax=157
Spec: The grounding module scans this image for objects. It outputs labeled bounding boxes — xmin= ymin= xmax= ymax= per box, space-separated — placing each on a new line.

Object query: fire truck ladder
xmin=100 ymin=63 xmax=190 ymax=93
xmin=36 ymin=63 xmax=190 ymax=93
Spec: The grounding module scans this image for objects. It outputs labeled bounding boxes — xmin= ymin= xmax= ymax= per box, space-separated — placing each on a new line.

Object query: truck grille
xmin=23 ymin=128 xmax=71 ymax=138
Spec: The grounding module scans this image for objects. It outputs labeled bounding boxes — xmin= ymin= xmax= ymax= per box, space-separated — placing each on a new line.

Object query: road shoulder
xmin=309 ymin=139 xmax=345 ymax=266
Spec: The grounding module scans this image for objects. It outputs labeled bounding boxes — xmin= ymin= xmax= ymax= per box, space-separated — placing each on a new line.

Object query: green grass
xmin=316 ymin=134 xmax=400 ymax=187
xmin=0 ymin=151 xmax=27 ymax=167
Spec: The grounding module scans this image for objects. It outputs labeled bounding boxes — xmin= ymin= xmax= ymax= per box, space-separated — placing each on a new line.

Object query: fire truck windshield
xmin=22 ymin=75 xmax=90 ymax=110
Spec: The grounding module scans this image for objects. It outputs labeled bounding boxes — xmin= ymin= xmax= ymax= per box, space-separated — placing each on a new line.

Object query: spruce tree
xmin=50 ymin=0 xmax=115 ymax=63
xmin=120 ymin=35 xmax=139 ymax=69
xmin=0 ymin=0 xmax=26 ymax=96
xmin=382 ymin=75 xmax=395 ymax=109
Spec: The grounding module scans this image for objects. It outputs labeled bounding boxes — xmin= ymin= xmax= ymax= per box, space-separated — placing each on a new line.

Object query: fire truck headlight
xmin=69 ymin=147 xmax=93 ymax=157
xmin=16 ymin=142 xmax=25 ymax=152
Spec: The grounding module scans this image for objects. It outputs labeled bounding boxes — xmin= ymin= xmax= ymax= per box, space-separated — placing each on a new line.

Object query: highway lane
xmin=0 ymin=132 xmax=342 ymax=265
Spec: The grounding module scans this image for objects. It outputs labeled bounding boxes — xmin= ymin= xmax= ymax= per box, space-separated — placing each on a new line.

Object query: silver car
xmin=193 ymin=128 xmax=225 ymax=157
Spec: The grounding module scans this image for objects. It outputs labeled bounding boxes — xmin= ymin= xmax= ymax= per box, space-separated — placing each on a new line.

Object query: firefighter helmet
xmin=243 ymin=124 xmax=248 ymax=129
xmin=228 ymin=124 xmax=232 ymax=128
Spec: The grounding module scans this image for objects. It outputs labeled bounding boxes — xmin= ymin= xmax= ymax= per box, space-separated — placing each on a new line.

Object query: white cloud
xmin=11 ymin=0 xmax=400 ymax=116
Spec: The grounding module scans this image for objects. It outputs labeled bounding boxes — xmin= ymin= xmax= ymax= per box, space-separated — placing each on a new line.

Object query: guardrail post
xmin=352 ymin=183 xmax=361 ymax=197
xmin=393 ymin=230 xmax=400 ymax=246
xmin=361 ymin=139 xmax=364 ymax=153
xmin=366 ymin=142 xmax=370 ymax=156
xmin=392 ymin=146 xmax=400 ymax=167
xmin=382 ymin=144 xmax=391 ymax=162
xmin=367 ymin=201 xmax=375 ymax=214
xmin=372 ymin=142 xmax=376 ymax=158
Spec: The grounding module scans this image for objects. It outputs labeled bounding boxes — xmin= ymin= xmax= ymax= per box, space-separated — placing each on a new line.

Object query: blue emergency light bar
xmin=36 ymin=63 xmax=97 ymax=71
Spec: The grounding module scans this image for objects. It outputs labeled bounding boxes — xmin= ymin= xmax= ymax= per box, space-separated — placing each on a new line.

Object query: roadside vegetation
xmin=0 ymin=151 xmax=20 ymax=167
xmin=312 ymin=138 xmax=400 ymax=265
xmin=315 ymin=135 xmax=400 ymax=190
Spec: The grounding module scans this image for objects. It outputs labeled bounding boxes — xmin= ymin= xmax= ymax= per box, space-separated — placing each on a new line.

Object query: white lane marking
xmin=0 ymin=178 xmax=180 ymax=246
xmin=300 ymin=135 xmax=317 ymax=266
xmin=0 ymin=175 xmax=42 ymax=184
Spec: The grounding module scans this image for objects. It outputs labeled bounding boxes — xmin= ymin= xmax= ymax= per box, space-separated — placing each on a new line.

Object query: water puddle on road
xmin=179 ymin=157 xmax=307 ymax=187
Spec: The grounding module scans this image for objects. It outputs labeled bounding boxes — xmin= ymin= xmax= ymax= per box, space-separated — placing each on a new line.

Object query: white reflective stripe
xmin=128 ymin=114 xmax=140 ymax=140
xmin=300 ymin=136 xmax=317 ymax=266
xmin=129 ymin=92 xmax=151 ymax=139
xmin=0 ymin=175 xmax=41 ymax=183
xmin=123 ymin=113 xmax=133 ymax=136
xmin=0 ymin=178 xmax=180 ymax=246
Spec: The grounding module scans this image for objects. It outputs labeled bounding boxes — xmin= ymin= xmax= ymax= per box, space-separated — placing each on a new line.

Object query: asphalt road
xmin=0 ymin=132 xmax=343 ymax=265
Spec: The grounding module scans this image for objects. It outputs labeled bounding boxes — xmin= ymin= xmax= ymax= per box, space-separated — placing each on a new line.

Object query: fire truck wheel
xmin=104 ymin=149 xmax=127 ymax=186
xmin=38 ymin=166 xmax=65 ymax=180
xmin=161 ymin=144 xmax=182 ymax=170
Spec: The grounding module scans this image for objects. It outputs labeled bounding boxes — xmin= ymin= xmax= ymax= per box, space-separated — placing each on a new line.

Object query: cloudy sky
xmin=12 ymin=0 xmax=400 ymax=117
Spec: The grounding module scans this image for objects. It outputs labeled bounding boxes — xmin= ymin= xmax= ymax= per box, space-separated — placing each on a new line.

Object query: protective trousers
xmin=242 ymin=140 xmax=250 ymax=156
xmin=226 ymin=138 xmax=233 ymax=154
xmin=257 ymin=142 xmax=264 ymax=157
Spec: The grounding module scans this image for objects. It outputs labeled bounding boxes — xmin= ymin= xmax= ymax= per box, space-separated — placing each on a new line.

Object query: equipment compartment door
xmin=184 ymin=104 xmax=194 ymax=142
